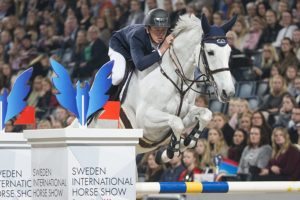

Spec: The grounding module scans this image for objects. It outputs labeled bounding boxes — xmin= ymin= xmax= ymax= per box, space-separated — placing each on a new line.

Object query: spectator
xmin=288 ymin=75 xmax=300 ymax=101
xmin=288 ymin=107 xmax=300 ymax=143
xmin=113 ymin=5 xmax=130 ymax=30
xmin=292 ymin=29 xmax=300 ymax=61
xmin=245 ymin=2 xmax=257 ymax=27
xmin=260 ymin=127 xmax=300 ymax=180
xmin=278 ymin=37 xmax=299 ymax=75
xmin=251 ymin=111 xmax=272 ymax=143
xmin=238 ymin=126 xmax=272 ymax=180
xmin=208 ymin=127 xmax=229 ymax=159
xmin=228 ymin=98 xmax=240 ymax=130
xmin=195 ymin=95 xmax=208 ymax=108
xmin=95 ymin=17 xmax=111 ymax=47
xmin=242 ymin=16 xmax=264 ymax=53
xmin=257 ymin=9 xmax=282 ymax=49
xmin=144 ymin=151 xmax=164 ymax=182
xmin=170 ymin=0 xmax=186 ymax=29
xmin=160 ymin=154 xmax=185 ymax=182
xmin=256 ymin=1 xmax=269 ymax=21
xmin=78 ymin=3 xmax=92 ymax=30
xmin=273 ymin=11 xmax=298 ymax=48
xmin=285 ymin=64 xmax=298 ymax=88
xmin=178 ymin=149 xmax=201 ymax=182
xmin=274 ymin=94 xmax=297 ymax=128
xmin=228 ymin=128 xmax=248 ymax=163
xmin=253 ymin=44 xmax=279 ymax=80
xmin=239 ymin=112 xmax=252 ymax=134
xmin=195 ymin=138 xmax=213 ymax=172
xmin=126 ymin=0 xmax=144 ymax=26
xmin=0 ymin=63 xmax=13 ymax=89
xmin=212 ymin=112 xmax=234 ymax=146
xmin=27 ymin=75 xmax=43 ymax=107
xmin=37 ymin=119 xmax=52 ymax=129
xmin=232 ymin=16 xmax=248 ymax=51
xmin=212 ymin=11 xmax=223 ymax=27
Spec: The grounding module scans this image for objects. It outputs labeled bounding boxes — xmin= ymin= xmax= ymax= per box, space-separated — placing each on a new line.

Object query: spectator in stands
xmin=144 ymin=151 xmax=165 ymax=182
xmin=257 ymin=9 xmax=282 ymax=48
xmin=195 ymin=95 xmax=208 ymax=108
xmin=37 ymin=119 xmax=52 ymax=129
xmin=226 ymin=1 xmax=245 ymax=20
xmin=256 ymin=1 xmax=269 ymax=21
xmin=274 ymin=94 xmax=297 ymax=128
xmin=253 ymin=44 xmax=279 ymax=80
xmin=228 ymin=98 xmax=240 ymax=130
xmin=251 ymin=111 xmax=272 ymax=143
xmin=195 ymin=138 xmax=213 ymax=172
xmin=78 ymin=3 xmax=92 ymax=30
xmin=259 ymin=74 xmax=288 ymax=122
xmin=126 ymin=0 xmax=144 ymax=26
xmin=179 ymin=149 xmax=201 ymax=182
xmin=212 ymin=11 xmax=223 ymax=26
xmin=260 ymin=127 xmax=300 ymax=180
xmin=232 ymin=16 xmax=248 ymax=51
xmin=292 ymin=29 xmax=300 ymax=61
xmin=145 ymin=0 xmax=157 ymax=14
xmin=237 ymin=99 xmax=250 ymax=114
xmin=27 ymin=75 xmax=43 ymax=107
xmin=245 ymin=2 xmax=257 ymax=27
xmin=288 ymin=107 xmax=300 ymax=143
xmin=208 ymin=127 xmax=229 ymax=159
xmin=212 ymin=112 xmax=234 ymax=146
xmin=278 ymin=37 xmax=299 ymax=75
xmin=170 ymin=0 xmax=186 ymax=28
xmin=1 ymin=30 xmax=13 ymax=63
xmin=201 ymin=5 xmax=213 ymax=24
xmin=95 ymin=17 xmax=111 ymax=47
xmin=113 ymin=5 xmax=130 ymax=31
xmin=242 ymin=16 xmax=264 ymax=53
xmin=238 ymin=126 xmax=272 ymax=181
xmin=83 ymin=25 xmax=109 ymax=78
xmin=36 ymin=77 xmax=59 ymax=119
xmin=277 ymin=0 xmax=289 ymax=23
xmin=53 ymin=106 xmax=69 ymax=127
xmin=160 ymin=154 xmax=185 ymax=182
xmin=228 ymin=129 xmax=248 ymax=163
xmin=0 ymin=63 xmax=13 ymax=89
xmin=273 ymin=11 xmax=298 ymax=48
xmin=239 ymin=112 xmax=252 ymax=134
xmin=289 ymin=75 xmax=300 ymax=101
xmin=70 ymin=29 xmax=88 ymax=79
xmin=285 ymin=65 xmax=298 ymax=88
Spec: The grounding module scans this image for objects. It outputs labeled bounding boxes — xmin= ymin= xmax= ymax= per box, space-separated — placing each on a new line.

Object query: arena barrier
xmin=136 ymin=181 xmax=300 ymax=195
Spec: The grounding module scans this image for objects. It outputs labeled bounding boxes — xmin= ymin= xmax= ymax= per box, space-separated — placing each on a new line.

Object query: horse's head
xmin=200 ymin=14 xmax=237 ymax=102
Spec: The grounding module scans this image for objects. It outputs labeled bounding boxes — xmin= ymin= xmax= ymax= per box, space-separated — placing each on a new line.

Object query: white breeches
xmin=109 ymin=48 xmax=126 ymax=85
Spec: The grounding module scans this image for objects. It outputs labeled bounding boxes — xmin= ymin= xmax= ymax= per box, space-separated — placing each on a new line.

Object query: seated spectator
xmin=232 ymin=16 xmax=248 ymax=52
xmin=251 ymin=111 xmax=272 ymax=143
xmin=160 ymin=154 xmax=185 ymax=182
xmin=212 ymin=11 xmax=223 ymax=26
xmin=228 ymin=129 xmax=248 ymax=163
xmin=238 ymin=112 xmax=252 ymax=134
xmin=273 ymin=11 xmax=298 ymax=48
xmin=227 ymin=98 xmax=240 ymax=130
xmin=238 ymin=126 xmax=272 ymax=181
xmin=95 ymin=17 xmax=111 ymax=47
xmin=289 ymin=75 xmax=300 ymax=102
xmin=260 ymin=127 xmax=300 ymax=180
xmin=178 ymin=149 xmax=201 ymax=182
xmin=195 ymin=138 xmax=213 ymax=172
xmin=208 ymin=128 xmax=229 ymax=159
xmin=259 ymin=74 xmax=289 ymax=125
xmin=27 ymin=75 xmax=43 ymax=106
xmin=37 ymin=119 xmax=52 ymax=129
xmin=288 ymin=107 xmax=300 ymax=143
xmin=242 ymin=16 xmax=263 ymax=53
xmin=253 ymin=44 xmax=279 ymax=80
xmin=274 ymin=94 xmax=297 ymax=128
xmin=195 ymin=95 xmax=208 ymax=108
xmin=126 ymin=0 xmax=145 ymax=26
xmin=212 ymin=112 xmax=235 ymax=146
xmin=0 ymin=63 xmax=13 ymax=89
xmin=144 ymin=151 xmax=165 ymax=182
xmin=278 ymin=37 xmax=299 ymax=75
xmin=285 ymin=65 xmax=298 ymax=89
xmin=292 ymin=29 xmax=300 ymax=61
xmin=257 ymin=9 xmax=282 ymax=49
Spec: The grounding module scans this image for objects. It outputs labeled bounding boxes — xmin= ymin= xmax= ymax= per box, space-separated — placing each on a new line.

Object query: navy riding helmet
xmin=144 ymin=8 xmax=171 ymax=28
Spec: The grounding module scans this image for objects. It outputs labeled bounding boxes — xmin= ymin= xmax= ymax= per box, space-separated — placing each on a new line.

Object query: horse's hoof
xmin=155 ymin=149 xmax=170 ymax=164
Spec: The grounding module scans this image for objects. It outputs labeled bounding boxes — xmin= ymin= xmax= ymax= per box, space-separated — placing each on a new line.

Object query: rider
xmin=109 ymin=8 xmax=175 ymax=86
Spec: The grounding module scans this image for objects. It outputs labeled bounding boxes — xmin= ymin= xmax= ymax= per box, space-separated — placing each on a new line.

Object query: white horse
xmin=77 ymin=14 xmax=237 ymax=163
xmin=117 ymin=14 xmax=237 ymax=163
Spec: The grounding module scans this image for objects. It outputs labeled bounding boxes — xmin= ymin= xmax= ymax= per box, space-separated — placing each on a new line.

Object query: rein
xmin=159 ymin=35 xmax=230 ymax=116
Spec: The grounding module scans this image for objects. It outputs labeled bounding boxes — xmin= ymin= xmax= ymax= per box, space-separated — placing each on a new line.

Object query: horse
xmin=77 ymin=14 xmax=237 ymax=163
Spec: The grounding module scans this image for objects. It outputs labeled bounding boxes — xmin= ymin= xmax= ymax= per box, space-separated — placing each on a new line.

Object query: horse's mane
xmin=172 ymin=14 xmax=202 ymax=37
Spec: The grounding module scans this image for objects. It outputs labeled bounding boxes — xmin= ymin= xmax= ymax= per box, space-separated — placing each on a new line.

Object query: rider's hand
xmin=159 ymin=34 xmax=175 ymax=55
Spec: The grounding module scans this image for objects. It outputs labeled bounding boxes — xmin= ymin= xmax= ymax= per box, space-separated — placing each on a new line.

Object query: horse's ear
xmin=221 ymin=14 xmax=238 ymax=33
xmin=201 ymin=14 xmax=210 ymax=35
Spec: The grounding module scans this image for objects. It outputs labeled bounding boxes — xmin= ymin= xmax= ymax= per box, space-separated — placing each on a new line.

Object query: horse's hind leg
xmin=180 ymin=106 xmax=212 ymax=151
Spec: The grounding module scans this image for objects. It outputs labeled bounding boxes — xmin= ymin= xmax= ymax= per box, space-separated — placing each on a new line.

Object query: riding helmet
xmin=144 ymin=8 xmax=170 ymax=28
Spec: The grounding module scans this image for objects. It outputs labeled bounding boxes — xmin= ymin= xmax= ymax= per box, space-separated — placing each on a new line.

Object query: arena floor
xmin=187 ymin=192 xmax=300 ymax=200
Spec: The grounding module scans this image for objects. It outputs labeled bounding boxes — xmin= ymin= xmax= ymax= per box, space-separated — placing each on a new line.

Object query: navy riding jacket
xmin=109 ymin=24 xmax=161 ymax=71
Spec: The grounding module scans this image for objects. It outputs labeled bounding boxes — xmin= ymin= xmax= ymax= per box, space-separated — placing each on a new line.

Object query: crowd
xmin=1 ymin=0 xmax=300 ymax=182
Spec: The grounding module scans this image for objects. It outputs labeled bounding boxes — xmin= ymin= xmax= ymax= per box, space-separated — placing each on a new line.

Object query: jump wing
xmin=5 ymin=68 xmax=33 ymax=123
xmin=50 ymin=58 xmax=78 ymax=117
xmin=87 ymin=60 xmax=113 ymax=119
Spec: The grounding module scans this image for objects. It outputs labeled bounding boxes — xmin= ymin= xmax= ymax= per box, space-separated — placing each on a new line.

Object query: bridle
xmin=159 ymin=34 xmax=231 ymax=116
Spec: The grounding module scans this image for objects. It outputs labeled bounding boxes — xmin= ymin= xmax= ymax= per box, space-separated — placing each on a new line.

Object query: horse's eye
xmin=208 ymin=51 xmax=214 ymax=56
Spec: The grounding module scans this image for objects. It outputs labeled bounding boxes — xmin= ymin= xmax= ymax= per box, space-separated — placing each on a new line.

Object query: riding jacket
xmin=109 ymin=24 xmax=161 ymax=71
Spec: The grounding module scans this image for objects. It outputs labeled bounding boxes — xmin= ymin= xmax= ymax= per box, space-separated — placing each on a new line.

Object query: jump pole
xmin=136 ymin=181 xmax=300 ymax=195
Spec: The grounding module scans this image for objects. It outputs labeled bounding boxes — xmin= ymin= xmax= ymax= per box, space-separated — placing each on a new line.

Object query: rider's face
xmin=148 ymin=26 xmax=168 ymax=44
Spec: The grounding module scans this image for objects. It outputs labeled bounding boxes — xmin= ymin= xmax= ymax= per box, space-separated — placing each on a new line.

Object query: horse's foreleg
xmin=180 ymin=106 xmax=212 ymax=150
xmin=138 ymin=108 xmax=185 ymax=163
